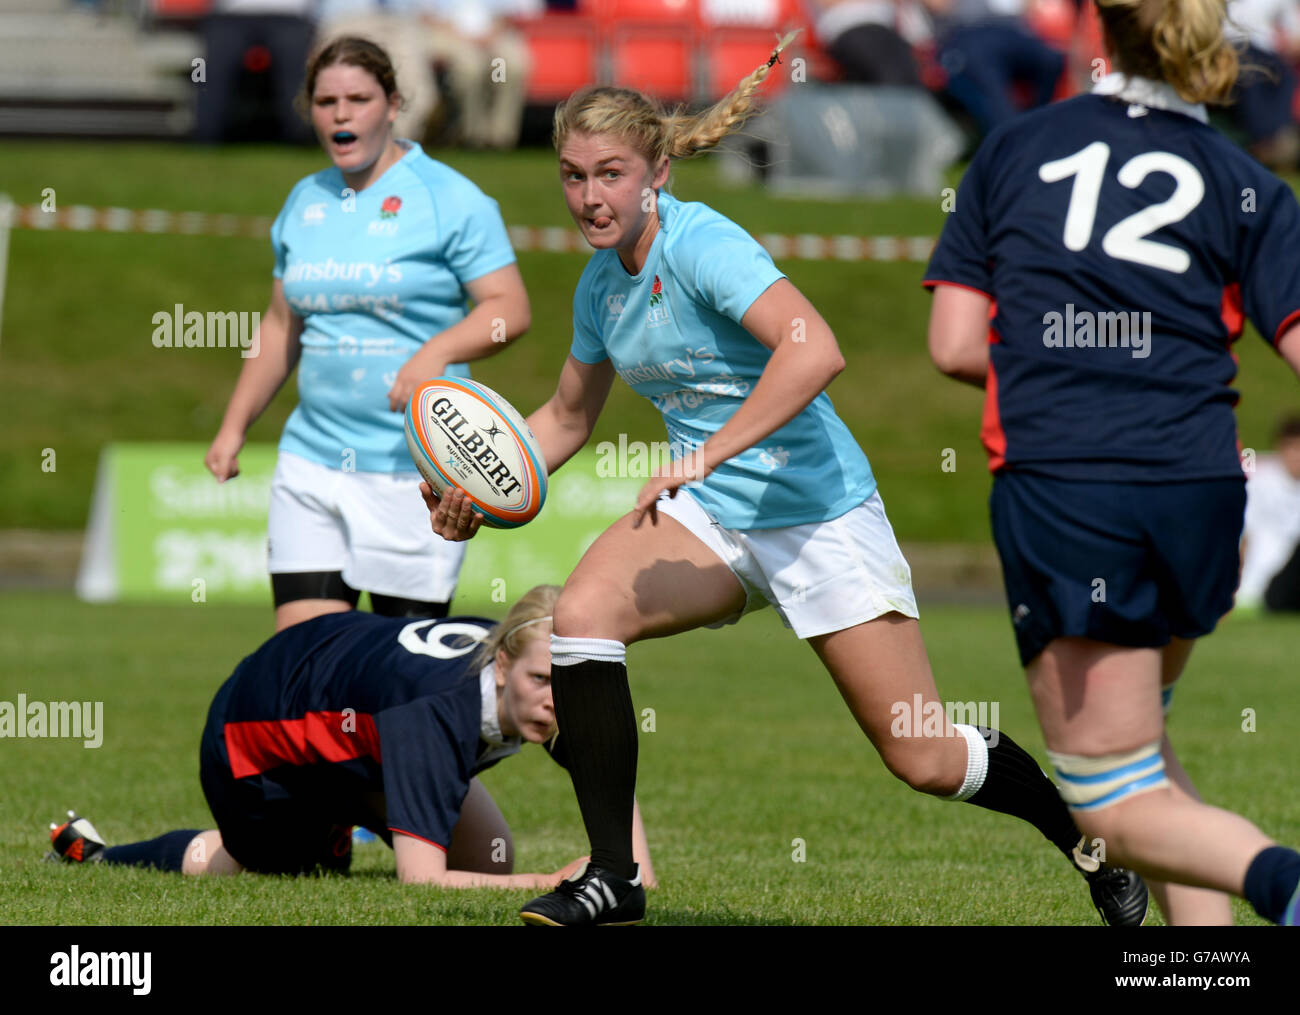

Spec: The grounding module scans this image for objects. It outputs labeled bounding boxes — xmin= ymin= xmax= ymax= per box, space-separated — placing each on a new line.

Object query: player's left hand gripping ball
xmin=405 ymin=378 xmax=547 ymax=529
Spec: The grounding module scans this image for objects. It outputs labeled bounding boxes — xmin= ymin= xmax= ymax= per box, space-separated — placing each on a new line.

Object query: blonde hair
xmin=1094 ymin=0 xmax=1239 ymax=104
xmin=553 ymin=30 xmax=800 ymax=165
xmin=471 ymin=584 xmax=560 ymax=673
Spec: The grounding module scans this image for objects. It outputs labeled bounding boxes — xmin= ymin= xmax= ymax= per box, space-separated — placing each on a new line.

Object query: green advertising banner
xmin=456 ymin=459 xmax=643 ymax=609
xmin=77 ymin=443 xmax=644 ymax=609
xmin=77 ymin=443 xmax=278 ymax=603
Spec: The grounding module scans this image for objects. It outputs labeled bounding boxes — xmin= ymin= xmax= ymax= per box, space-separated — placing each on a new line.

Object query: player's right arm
xmin=392 ymin=832 xmax=580 ymax=889
xmin=527 ymin=268 xmax=616 ymax=474
xmin=928 ymin=284 xmax=992 ymax=388
xmin=527 ymin=354 xmax=617 ymax=475
xmin=205 ymin=280 xmax=304 ymax=482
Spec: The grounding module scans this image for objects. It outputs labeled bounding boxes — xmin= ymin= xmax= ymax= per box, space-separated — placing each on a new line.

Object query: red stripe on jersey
xmin=1220 ymin=283 xmax=1244 ymax=344
xmin=224 ymin=711 xmax=382 ymax=779
xmin=390 ymin=828 xmax=448 ymax=852
xmin=1274 ymin=307 xmax=1300 ymax=347
xmin=921 ymin=278 xmax=993 ymax=299
xmin=982 ymin=322 xmax=1007 ymax=473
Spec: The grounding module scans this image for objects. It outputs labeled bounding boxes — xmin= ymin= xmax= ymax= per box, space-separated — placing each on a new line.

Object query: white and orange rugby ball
xmin=404 ymin=377 xmax=547 ymax=529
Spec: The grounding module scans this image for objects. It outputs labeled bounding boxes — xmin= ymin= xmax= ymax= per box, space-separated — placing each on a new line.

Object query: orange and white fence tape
xmin=0 ymin=201 xmax=936 ymax=263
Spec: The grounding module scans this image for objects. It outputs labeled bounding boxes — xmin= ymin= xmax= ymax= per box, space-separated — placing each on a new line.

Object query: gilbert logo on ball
xmin=405 ymin=378 xmax=547 ymax=528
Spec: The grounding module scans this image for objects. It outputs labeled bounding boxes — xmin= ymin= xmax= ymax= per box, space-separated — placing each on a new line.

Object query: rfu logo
xmin=303 ymin=202 xmax=327 ymax=225
xmin=646 ymin=276 xmax=669 ymax=328
xmin=606 ymin=293 xmax=626 ymax=318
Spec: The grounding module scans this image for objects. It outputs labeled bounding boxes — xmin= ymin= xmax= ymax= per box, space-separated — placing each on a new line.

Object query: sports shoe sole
xmin=520 ymin=911 xmax=643 ymax=927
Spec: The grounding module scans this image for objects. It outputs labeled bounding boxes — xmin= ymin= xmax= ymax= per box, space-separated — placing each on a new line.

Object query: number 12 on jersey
xmin=1038 ymin=141 xmax=1205 ymax=274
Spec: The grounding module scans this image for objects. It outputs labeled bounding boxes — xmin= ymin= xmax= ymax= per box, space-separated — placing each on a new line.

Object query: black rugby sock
xmin=964 ymin=727 xmax=1085 ymax=864
xmin=369 ymin=593 xmax=449 ymax=618
xmin=1243 ymin=845 xmax=1300 ymax=924
xmin=102 ymin=830 xmax=202 ymax=873
xmin=550 ymin=649 xmax=638 ymax=881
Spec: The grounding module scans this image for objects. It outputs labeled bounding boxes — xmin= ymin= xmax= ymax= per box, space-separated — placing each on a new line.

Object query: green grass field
xmin=3 ymin=591 xmax=1297 ymax=926
xmin=3 ymin=139 xmax=1300 ymax=930
xmin=1 ymin=141 xmax=1298 ymax=538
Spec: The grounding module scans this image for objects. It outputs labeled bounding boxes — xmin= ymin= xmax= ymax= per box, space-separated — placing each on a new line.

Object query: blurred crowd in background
xmin=1 ymin=0 xmax=1297 ymax=166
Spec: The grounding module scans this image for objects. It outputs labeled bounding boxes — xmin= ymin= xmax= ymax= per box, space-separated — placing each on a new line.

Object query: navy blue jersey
xmin=924 ymin=84 xmax=1300 ymax=480
xmin=210 ymin=612 xmax=561 ymax=851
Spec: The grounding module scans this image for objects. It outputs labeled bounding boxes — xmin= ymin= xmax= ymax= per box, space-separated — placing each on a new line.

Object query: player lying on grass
xmin=48 ymin=585 xmax=655 ymax=889
xmin=423 ymin=34 xmax=1150 ymax=926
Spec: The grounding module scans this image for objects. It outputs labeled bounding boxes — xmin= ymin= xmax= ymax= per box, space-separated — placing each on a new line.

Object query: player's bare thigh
xmin=180 ymin=830 xmax=244 ymax=876
xmin=445 ymin=778 xmax=513 ymax=874
xmin=274 ymin=598 xmax=353 ymax=633
xmin=1026 ymin=636 xmax=1167 ymax=846
xmin=553 ymin=503 xmax=747 ymax=645
xmin=809 ymin=614 xmax=966 ymax=796
xmin=1027 ymin=637 xmax=1165 ymax=756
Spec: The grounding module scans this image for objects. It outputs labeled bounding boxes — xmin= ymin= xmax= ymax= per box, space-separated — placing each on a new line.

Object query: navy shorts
xmin=199 ymin=682 xmax=354 ymax=876
xmin=990 ymin=472 xmax=1245 ymax=666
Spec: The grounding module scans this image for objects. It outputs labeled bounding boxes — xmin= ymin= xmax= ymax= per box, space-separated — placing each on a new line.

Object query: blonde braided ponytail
xmin=663 ymin=29 xmax=801 ymax=159
xmin=554 ymin=30 xmax=799 ymax=166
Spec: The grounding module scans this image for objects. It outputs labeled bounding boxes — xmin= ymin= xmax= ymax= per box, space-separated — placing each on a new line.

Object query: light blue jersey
xmin=272 ymin=141 xmax=516 ymax=473
xmin=571 ymin=192 xmax=875 ymax=529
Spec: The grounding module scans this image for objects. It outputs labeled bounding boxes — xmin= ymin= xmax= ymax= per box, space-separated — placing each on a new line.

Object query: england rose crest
xmin=646 ymin=275 xmax=670 ymax=327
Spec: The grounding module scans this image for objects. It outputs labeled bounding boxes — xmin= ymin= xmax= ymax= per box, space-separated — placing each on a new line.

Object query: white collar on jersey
xmin=1091 ymin=72 xmax=1209 ymax=124
xmin=478 ymin=662 xmax=523 ymax=771
xmin=479 ymin=661 xmax=509 ymax=745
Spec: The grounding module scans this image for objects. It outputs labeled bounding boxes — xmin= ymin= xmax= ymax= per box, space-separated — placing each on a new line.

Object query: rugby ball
xmin=404 ymin=377 xmax=547 ymax=529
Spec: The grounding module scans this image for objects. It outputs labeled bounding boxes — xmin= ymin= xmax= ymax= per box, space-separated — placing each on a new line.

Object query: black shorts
xmin=990 ymin=472 xmax=1246 ymax=666
xmin=199 ymin=681 xmax=354 ymax=875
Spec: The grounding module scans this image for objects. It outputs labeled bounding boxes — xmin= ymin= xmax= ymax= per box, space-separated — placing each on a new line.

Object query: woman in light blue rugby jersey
xmin=426 ymin=37 xmax=1149 ymax=926
xmin=206 ymin=36 xmax=529 ymax=632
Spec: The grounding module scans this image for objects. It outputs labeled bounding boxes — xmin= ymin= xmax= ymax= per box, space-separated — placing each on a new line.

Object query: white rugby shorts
xmin=654 ymin=489 xmax=920 ymax=640
xmin=267 ymin=451 xmax=465 ymax=602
